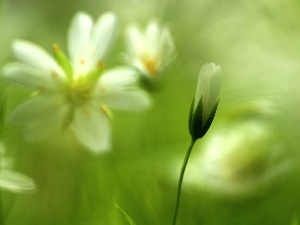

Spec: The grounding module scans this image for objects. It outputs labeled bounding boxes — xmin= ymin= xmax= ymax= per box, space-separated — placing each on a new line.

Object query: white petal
xmin=196 ymin=63 xmax=223 ymax=122
xmin=0 ymin=170 xmax=36 ymax=193
xmin=126 ymin=25 xmax=145 ymax=55
xmin=98 ymin=66 xmax=139 ymax=89
xmin=145 ymin=20 xmax=160 ymax=54
xmin=73 ymin=104 xmax=111 ymax=153
xmin=89 ymin=12 xmax=117 ymax=67
xmin=9 ymin=94 xmax=68 ymax=141
xmin=96 ymin=66 xmax=151 ymax=110
xmin=12 ymin=40 xmax=64 ymax=77
xmin=101 ymin=89 xmax=151 ymax=111
xmin=158 ymin=27 xmax=176 ymax=66
xmin=130 ymin=59 xmax=152 ymax=77
xmin=124 ymin=21 xmax=175 ymax=77
xmin=3 ymin=63 xmax=62 ymax=91
xmin=133 ymin=60 xmax=148 ymax=75
xmin=68 ymin=12 xmax=93 ymax=69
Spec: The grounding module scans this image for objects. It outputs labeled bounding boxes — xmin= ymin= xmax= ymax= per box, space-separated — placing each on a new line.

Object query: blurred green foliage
xmin=1 ymin=0 xmax=300 ymax=225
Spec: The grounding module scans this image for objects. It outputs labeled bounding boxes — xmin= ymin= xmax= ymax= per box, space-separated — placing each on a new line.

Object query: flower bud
xmin=189 ymin=63 xmax=223 ymax=140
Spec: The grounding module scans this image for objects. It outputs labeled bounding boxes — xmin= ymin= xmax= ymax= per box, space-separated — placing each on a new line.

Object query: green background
xmin=1 ymin=0 xmax=300 ymax=224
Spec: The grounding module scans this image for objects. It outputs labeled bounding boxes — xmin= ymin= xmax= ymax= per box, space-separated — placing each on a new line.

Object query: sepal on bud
xmin=189 ymin=96 xmax=220 ymax=140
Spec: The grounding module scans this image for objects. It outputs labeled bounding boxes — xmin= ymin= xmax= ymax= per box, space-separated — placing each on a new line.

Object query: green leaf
xmin=115 ymin=204 xmax=137 ymax=225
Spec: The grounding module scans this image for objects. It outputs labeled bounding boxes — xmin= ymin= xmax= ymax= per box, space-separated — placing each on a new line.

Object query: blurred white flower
xmin=0 ymin=142 xmax=35 ymax=193
xmin=124 ymin=19 xmax=176 ymax=78
xmin=189 ymin=63 xmax=223 ymax=140
xmin=2 ymin=12 xmax=151 ymax=153
xmin=186 ymin=120 xmax=289 ymax=197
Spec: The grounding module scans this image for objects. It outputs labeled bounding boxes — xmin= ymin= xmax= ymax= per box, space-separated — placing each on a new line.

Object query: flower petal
xmin=3 ymin=63 xmax=62 ymax=91
xmin=9 ymin=94 xmax=68 ymax=141
xmin=0 ymin=170 xmax=36 ymax=193
xmin=98 ymin=66 xmax=139 ymax=89
xmin=12 ymin=40 xmax=64 ymax=77
xmin=145 ymin=20 xmax=160 ymax=54
xmin=124 ymin=20 xmax=176 ymax=77
xmin=68 ymin=12 xmax=93 ymax=70
xmin=73 ymin=104 xmax=111 ymax=153
xmin=197 ymin=63 xmax=223 ymax=122
xmin=89 ymin=12 xmax=117 ymax=66
xmin=158 ymin=27 xmax=176 ymax=66
xmin=130 ymin=59 xmax=152 ymax=77
xmin=101 ymin=89 xmax=151 ymax=111
xmin=96 ymin=66 xmax=151 ymax=110
xmin=126 ymin=25 xmax=145 ymax=55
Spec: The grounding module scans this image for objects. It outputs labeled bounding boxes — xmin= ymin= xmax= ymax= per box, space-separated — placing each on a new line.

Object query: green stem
xmin=0 ymin=195 xmax=3 ymax=225
xmin=171 ymin=139 xmax=196 ymax=225
xmin=0 ymin=159 xmax=3 ymax=225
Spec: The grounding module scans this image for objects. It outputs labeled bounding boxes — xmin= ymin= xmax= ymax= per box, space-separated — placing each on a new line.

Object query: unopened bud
xmin=189 ymin=63 xmax=223 ymax=140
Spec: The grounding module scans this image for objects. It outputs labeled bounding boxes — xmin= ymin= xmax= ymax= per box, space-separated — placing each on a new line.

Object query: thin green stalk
xmin=172 ymin=139 xmax=196 ymax=225
xmin=0 ymin=156 xmax=3 ymax=225
xmin=0 ymin=193 xmax=3 ymax=225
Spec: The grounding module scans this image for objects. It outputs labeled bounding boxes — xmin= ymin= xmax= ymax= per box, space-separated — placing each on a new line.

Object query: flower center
xmin=141 ymin=54 xmax=158 ymax=76
xmin=52 ymin=45 xmax=104 ymax=106
xmin=64 ymin=78 xmax=94 ymax=105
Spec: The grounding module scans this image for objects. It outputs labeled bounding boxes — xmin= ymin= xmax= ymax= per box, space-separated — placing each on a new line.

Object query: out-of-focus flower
xmin=186 ymin=120 xmax=289 ymax=197
xmin=124 ymin=19 xmax=176 ymax=78
xmin=189 ymin=63 xmax=223 ymax=140
xmin=0 ymin=142 xmax=35 ymax=193
xmin=2 ymin=12 xmax=151 ymax=153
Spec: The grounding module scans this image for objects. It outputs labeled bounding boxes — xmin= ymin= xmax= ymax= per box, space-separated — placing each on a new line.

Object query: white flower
xmin=189 ymin=63 xmax=223 ymax=140
xmin=0 ymin=142 xmax=36 ymax=193
xmin=186 ymin=121 xmax=289 ymax=197
xmin=124 ymin=19 xmax=176 ymax=78
xmin=0 ymin=170 xmax=36 ymax=193
xmin=2 ymin=12 xmax=151 ymax=153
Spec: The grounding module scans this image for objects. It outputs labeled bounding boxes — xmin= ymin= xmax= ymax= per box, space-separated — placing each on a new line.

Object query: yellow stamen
xmin=141 ymin=54 xmax=158 ymax=76
xmin=52 ymin=44 xmax=61 ymax=52
xmin=63 ymin=78 xmax=94 ymax=106
xmin=97 ymin=61 xmax=105 ymax=70
xmin=100 ymin=104 xmax=113 ymax=119
xmin=51 ymin=71 xmax=59 ymax=79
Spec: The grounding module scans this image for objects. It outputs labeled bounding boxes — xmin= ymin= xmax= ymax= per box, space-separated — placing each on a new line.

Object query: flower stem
xmin=171 ymin=139 xmax=196 ymax=225
xmin=0 ymin=195 xmax=3 ymax=225
xmin=0 ymin=160 xmax=3 ymax=225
